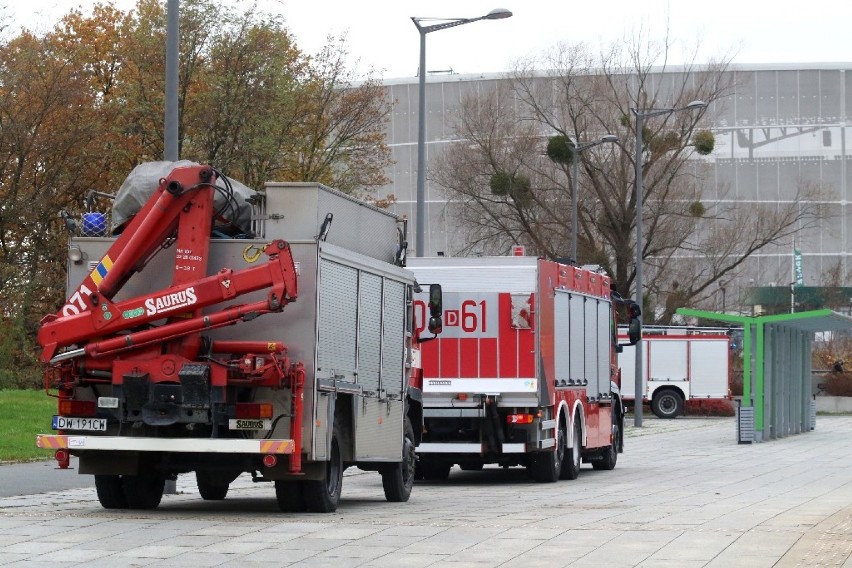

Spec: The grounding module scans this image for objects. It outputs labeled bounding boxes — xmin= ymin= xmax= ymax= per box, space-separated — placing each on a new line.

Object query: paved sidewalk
xmin=1 ymin=416 xmax=851 ymax=567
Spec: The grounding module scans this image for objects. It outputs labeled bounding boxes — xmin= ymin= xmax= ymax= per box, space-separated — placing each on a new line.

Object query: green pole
xmin=755 ymin=322 xmax=765 ymax=432
xmin=742 ymin=323 xmax=751 ymax=406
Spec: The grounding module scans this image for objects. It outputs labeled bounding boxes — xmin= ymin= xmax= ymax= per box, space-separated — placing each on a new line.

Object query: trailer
xmin=36 ymin=163 xmax=440 ymax=512
xmin=618 ymin=326 xmax=732 ymax=418
xmin=406 ymin=256 xmax=640 ymax=482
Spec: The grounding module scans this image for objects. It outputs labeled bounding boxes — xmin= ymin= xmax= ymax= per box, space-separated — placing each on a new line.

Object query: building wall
xmin=377 ymin=65 xmax=851 ymax=312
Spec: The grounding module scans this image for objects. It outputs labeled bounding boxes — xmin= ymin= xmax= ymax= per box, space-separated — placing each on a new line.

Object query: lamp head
xmin=685 ymin=100 xmax=707 ymax=110
xmin=600 ymin=134 xmax=619 ymax=144
xmin=484 ymin=8 xmax=512 ymax=19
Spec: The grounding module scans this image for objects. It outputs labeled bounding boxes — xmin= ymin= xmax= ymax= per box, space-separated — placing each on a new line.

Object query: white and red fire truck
xmin=406 ymin=256 xmax=640 ymax=482
xmin=618 ymin=326 xmax=732 ymax=418
xmin=36 ymin=163 xmax=441 ymax=512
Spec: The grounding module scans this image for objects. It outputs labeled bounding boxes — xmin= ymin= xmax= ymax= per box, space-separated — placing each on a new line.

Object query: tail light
xmin=235 ymin=402 xmax=273 ymax=419
xmin=263 ymin=454 xmax=277 ymax=468
xmin=507 ymin=414 xmax=534 ymax=424
xmin=58 ymin=399 xmax=96 ymax=416
xmin=55 ymin=449 xmax=70 ymax=469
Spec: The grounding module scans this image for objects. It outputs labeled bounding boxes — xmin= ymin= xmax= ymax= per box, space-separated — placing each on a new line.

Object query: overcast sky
xmin=11 ymin=0 xmax=852 ymax=79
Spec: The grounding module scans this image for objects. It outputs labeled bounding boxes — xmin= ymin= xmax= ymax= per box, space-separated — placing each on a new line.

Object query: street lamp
xmin=412 ymin=8 xmax=513 ymax=257
xmin=570 ymin=134 xmax=618 ymax=262
xmin=631 ymin=99 xmax=706 ymax=427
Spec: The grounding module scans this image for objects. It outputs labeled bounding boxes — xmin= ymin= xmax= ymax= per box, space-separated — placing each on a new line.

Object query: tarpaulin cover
xmin=111 ymin=160 xmax=255 ymax=236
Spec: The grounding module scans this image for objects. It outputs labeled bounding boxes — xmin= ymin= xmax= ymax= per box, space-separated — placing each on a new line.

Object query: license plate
xmin=52 ymin=416 xmax=107 ymax=431
xmin=228 ymin=419 xmax=272 ymax=430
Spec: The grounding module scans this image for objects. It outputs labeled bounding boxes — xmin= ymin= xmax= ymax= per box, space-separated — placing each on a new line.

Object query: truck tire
xmin=302 ymin=426 xmax=343 ymax=513
xmin=529 ymin=419 xmax=566 ymax=483
xmin=651 ymin=389 xmax=683 ymax=419
xmin=592 ymin=425 xmax=619 ymax=471
xmin=417 ymin=460 xmax=451 ymax=481
xmin=122 ymin=475 xmax=165 ymax=510
xmin=560 ymin=419 xmax=581 ymax=480
xmin=95 ymin=475 xmax=128 ymax=509
xmin=195 ymin=471 xmax=229 ymax=500
xmin=274 ymin=480 xmax=305 ymax=512
xmin=380 ymin=417 xmax=416 ymax=502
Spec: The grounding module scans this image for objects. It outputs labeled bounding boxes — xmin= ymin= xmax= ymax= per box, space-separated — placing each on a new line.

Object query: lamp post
xmin=164 ymin=0 xmax=179 ymax=161
xmin=631 ymin=99 xmax=706 ymax=427
xmin=412 ymin=8 xmax=512 ymax=257
xmin=570 ymin=134 xmax=618 ymax=262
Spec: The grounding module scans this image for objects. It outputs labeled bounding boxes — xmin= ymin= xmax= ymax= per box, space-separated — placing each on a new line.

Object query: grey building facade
xmin=378 ymin=64 xmax=851 ymax=313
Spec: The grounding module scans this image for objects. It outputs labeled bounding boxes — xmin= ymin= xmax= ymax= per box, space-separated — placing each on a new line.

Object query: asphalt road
xmin=0 ymin=457 xmax=95 ymax=497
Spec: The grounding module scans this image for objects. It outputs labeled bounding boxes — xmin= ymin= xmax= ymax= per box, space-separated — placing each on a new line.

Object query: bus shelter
xmin=676 ymin=308 xmax=852 ymax=443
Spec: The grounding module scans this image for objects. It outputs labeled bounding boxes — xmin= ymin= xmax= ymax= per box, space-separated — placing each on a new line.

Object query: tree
xmin=433 ymin=38 xmax=827 ymax=323
xmin=0 ymin=0 xmax=393 ymax=385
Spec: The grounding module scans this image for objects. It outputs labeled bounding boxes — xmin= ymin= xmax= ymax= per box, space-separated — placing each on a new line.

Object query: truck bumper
xmin=417 ymin=442 xmax=527 ymax=453
xmin=37 ymin=434 xmax=294 ymax=454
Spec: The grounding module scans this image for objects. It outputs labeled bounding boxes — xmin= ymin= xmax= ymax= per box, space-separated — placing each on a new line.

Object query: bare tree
xmin=433 ymin=37 xmax=828 ymax=323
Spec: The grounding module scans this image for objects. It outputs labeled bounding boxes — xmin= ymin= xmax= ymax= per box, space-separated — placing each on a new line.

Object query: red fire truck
xmin=407 ymin=256 xmax=640 ymax=482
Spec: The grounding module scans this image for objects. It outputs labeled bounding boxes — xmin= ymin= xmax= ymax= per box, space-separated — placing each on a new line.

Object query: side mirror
xmin=427 ymin=284 xmax=443 ymax=334
xmin=627 ymin=317 xmax=641 ymax=345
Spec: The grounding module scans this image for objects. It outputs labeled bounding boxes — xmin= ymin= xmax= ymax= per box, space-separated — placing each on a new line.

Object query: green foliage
xmin=510 ymin=174 xmax=532 ymax=205
xmin=689 ymin=201 xmax=706 ymax=217
xmin=489 ymin=171 xmax=512 ymax=195
xmin=0 ymin=390 xmax=56 ymax=462
xmin=0 ymin=317 xmax=41 ymax=389
xmin=546 ymin=135 xmax=574 ymax=165
xmin=490 ymin=171 xmax=532 ymax=205
xmin=693 ymin=129 xmax=715 ymax=155
xmin=649 ymin=131 xmax=680 ymax=154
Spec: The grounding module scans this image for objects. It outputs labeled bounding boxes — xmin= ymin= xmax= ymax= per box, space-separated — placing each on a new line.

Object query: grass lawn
xmin=0 ymin=389 xmax=56 ymax=463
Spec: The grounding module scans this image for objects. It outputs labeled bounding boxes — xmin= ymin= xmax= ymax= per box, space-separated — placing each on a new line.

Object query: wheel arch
xmin=570 ymin=400 xmax=586 ymax=449
xmin=406 ymin=394 xmax=423 ymax=446
xmin=652 ymin=385 xmax=685 ymax=403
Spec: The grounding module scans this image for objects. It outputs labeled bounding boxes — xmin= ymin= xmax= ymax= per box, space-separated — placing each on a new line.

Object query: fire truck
xmin=406 ymin=256 xmax=640 ymax=482
xmin=36 ymin=163 xmax=441 ymax=512
xmin=618 ymin=326 xmax=732 ymax=418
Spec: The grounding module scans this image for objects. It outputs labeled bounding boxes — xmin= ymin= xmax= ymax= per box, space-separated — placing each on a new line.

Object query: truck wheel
xmin=651 ymin=390 xmax=683 ymax=419
xmin=195 ymin=471 xmax=229 ymax=500
xmin=560 ymin=419 xmax=581 ymax=480
xmin=274 ymin=480 xmax=305 ymax=512
xmin=380 ymin=417 xmax=416 ymax=502
xmin=530 ymin=419 xmax=566 ymax=483
xmin=122 ymin=475 xmax=165 ymax=510
xmin=95 ymin=475 xmax=128 ymax=509
xmin=302 ymin=426 xmax=343 ymax=513
xmin=592 ymin=425 xmax=619 ymax=471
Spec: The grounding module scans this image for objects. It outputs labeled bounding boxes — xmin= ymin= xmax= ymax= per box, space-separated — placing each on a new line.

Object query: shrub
xmin=685 ymin=399 xmax=735 ymax=416
xmin=0 ymin=317 xmax=41 ymax=389
xmin=822 ymin=372 xmax=852 ymax=396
